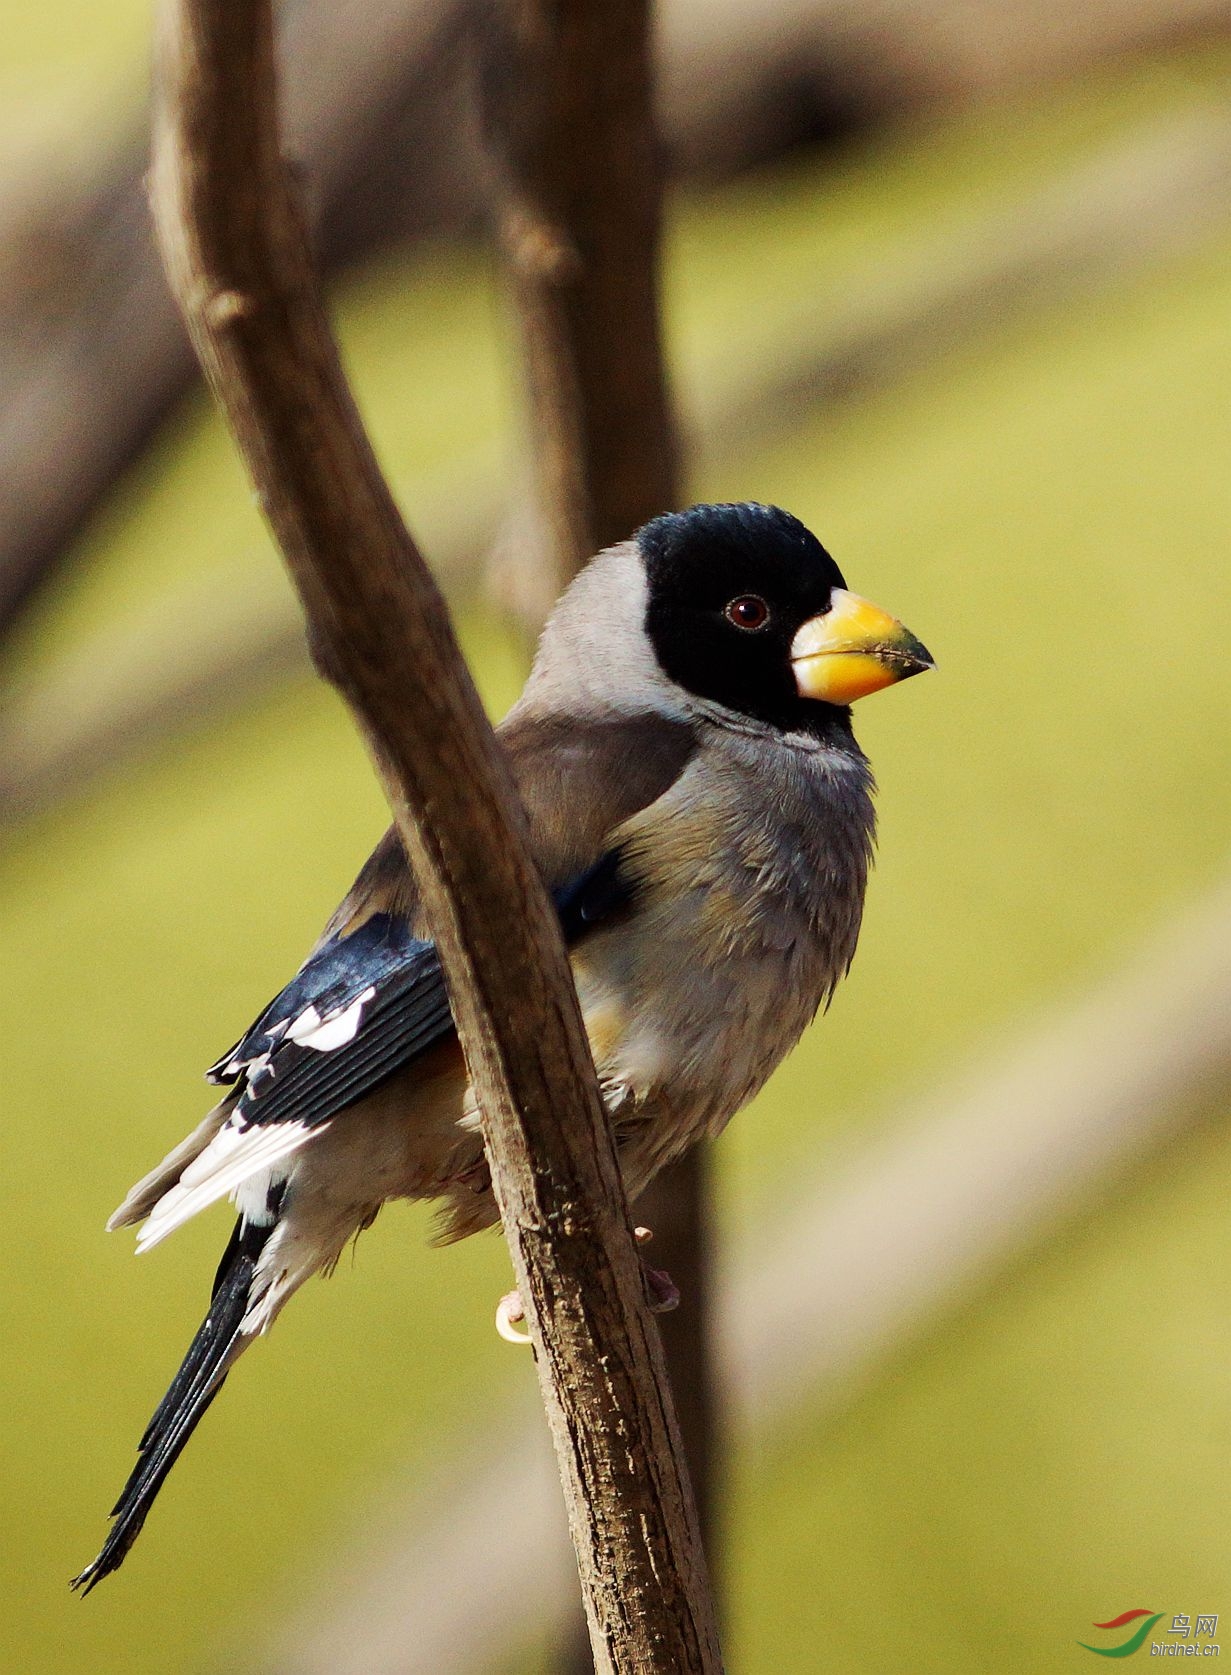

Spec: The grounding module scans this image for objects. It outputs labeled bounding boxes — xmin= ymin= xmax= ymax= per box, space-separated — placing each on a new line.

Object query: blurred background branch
xmin=482 ymin=0 xmax=679 ymax=611
xmin=0 ymin=0 xmax=480 ymax=642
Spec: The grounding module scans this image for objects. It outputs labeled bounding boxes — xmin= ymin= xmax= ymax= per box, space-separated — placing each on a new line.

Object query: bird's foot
xmin=641 ymin=1261 xmax=680 ymax=1313
xmin=495 ymin=1289 xmax=532 ymax=1345
xmin=493 ymin=1230 xmax=677 ymax=1344
xmin=634 ymin=1223 xmax=679 ymax=1311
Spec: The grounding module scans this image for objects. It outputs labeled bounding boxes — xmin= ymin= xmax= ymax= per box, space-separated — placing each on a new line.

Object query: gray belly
xmin=571 ymin=728 xmax=875 ymax=1191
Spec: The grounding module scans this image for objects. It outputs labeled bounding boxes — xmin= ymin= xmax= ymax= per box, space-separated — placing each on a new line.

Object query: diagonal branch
xmin=148 ymin=2 xmax=722 ymax=1670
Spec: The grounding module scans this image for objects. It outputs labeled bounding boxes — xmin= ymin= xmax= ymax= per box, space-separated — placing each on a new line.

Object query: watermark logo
xmin=1079 ymin=1611 xmax=1220 ymax=1658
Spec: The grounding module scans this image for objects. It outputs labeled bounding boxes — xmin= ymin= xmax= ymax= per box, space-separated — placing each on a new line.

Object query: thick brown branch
xmin=148 ymin=2 xmax=721 ymax=1670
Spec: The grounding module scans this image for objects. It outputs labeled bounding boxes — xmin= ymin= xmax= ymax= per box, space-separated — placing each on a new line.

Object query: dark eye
xmin=724 ymin=594 xmax=770 ymax=631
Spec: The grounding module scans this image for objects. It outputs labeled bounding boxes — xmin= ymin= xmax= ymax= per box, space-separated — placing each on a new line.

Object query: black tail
xmin=72 ymin=1217 xmax=270 ymax=1593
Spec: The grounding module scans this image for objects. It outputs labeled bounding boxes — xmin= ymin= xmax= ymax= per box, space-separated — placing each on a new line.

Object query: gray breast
xmin=575 ymin=722 xmax=876 ymax=1160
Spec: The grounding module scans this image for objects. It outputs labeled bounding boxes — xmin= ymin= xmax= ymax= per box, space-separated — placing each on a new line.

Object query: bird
xmin=73 ymin=500 xmax=932 ymax=1591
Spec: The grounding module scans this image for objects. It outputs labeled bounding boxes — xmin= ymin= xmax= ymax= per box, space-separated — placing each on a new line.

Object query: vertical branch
xmin=149 ymin=2 xmax=723 ymax=1670
xmin=482 ymin=0 xmax=679 ymax=608
xmin=481 ymin=4 xmax=718 ymax=1666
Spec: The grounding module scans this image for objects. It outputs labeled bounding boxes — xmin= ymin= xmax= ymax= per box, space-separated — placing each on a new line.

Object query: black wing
xmin=206 ymin=854 xmax=634 ymax=1139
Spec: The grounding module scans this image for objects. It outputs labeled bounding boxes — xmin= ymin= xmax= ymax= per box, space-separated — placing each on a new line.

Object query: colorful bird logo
xmin=1078 ymin=1610 xmax=1165 ymax=1657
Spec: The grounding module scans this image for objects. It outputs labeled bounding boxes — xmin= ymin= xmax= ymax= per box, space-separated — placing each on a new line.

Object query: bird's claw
xmin=494 ymin=1231 xmax=677 ymax=1345
xmin=641 ymin=1261 xmax=679 ymax=1313
xmin=495 ymin=1289 xmax=532 ymax=1345
xmin=634 ymin=1223 xmax=677 ymax=1311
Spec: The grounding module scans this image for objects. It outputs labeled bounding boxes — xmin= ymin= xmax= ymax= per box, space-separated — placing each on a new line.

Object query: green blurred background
xmin=2 ymin=4 xmax=1229 ymax=1672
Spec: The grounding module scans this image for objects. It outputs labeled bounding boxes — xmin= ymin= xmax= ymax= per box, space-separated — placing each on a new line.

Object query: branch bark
xmin=148 ymin=2 xmax=722 ymax=1670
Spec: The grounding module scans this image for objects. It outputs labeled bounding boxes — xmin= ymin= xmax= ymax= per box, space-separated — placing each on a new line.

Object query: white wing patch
xmin=212 ymin=984 xmax=374 ymax=1082
xmin=284 ymin=988 xmax=375 ymax=1052
xmin=135 ymin=1118 xmax=319 ymax=1252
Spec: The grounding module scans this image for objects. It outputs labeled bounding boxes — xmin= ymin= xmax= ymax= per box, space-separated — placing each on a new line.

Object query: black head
xmin=638 ymin=502 xmax=850 ymax=733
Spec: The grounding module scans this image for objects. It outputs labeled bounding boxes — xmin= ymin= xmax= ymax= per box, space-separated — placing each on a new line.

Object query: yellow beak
xmin=791 ymin=589 xmax=934 ymax=705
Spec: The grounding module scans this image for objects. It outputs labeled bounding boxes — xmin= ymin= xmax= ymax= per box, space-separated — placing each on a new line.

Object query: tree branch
xmin=148 ymin=2 xmax=722 ymax=1669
